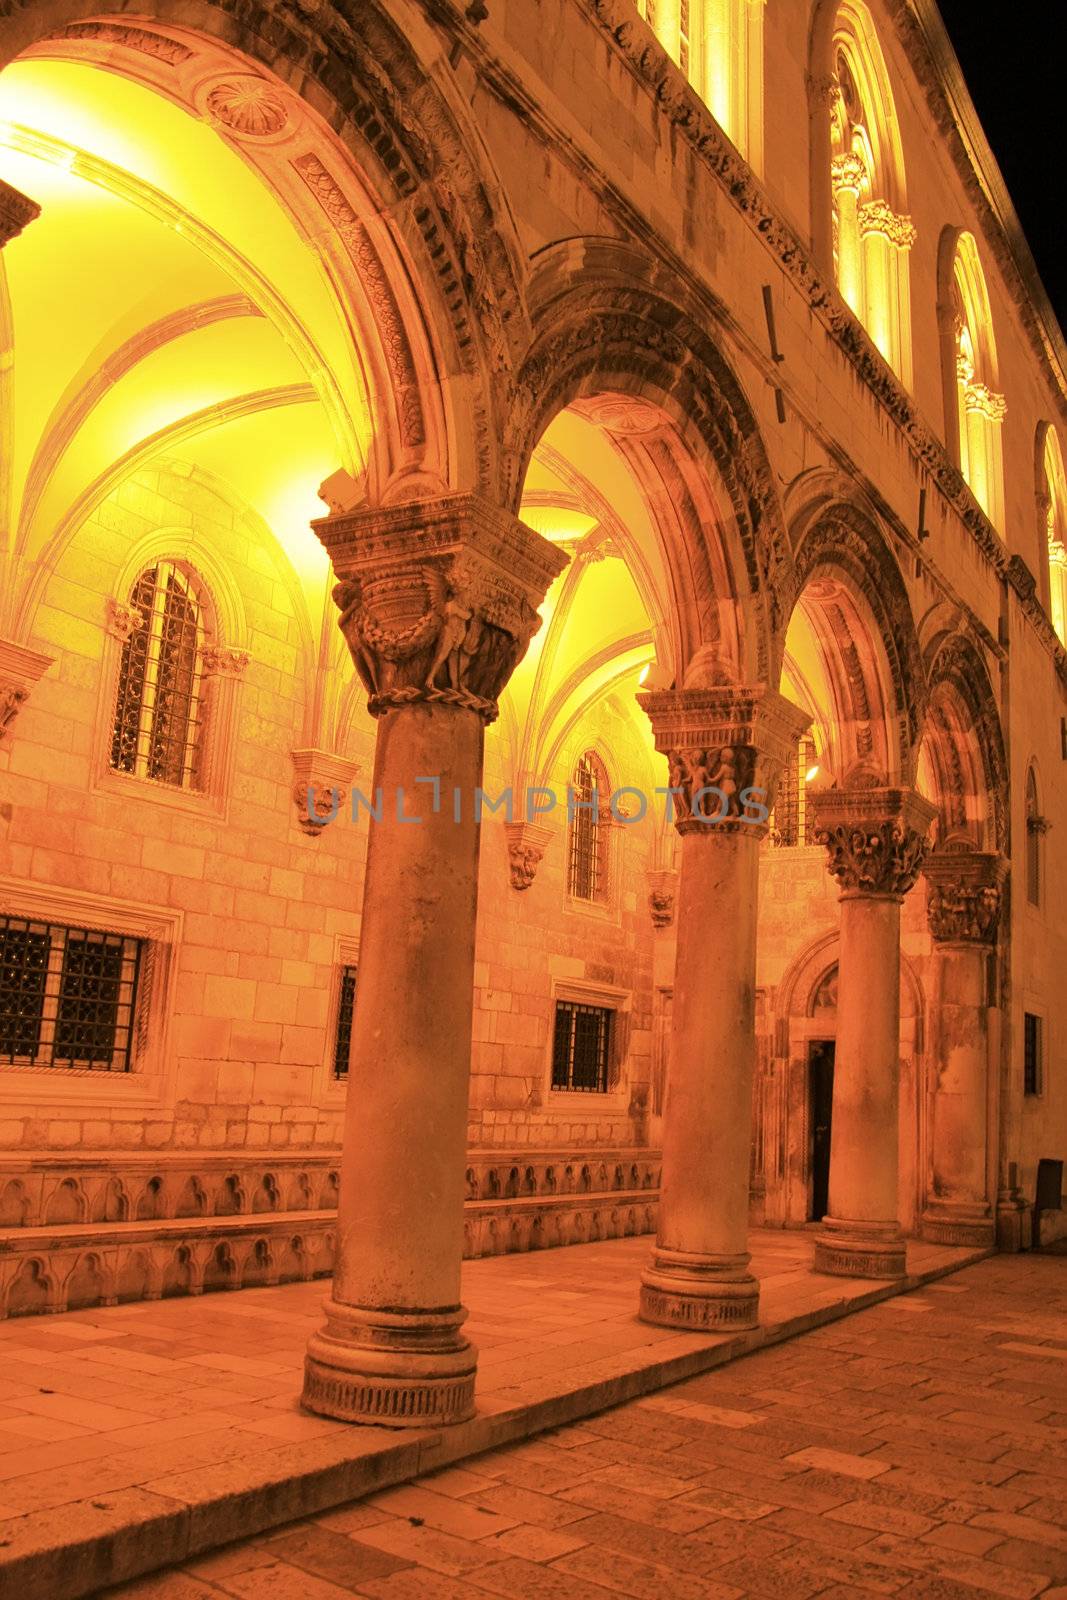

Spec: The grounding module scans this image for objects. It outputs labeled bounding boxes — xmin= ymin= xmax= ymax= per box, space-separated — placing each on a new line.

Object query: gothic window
xmin=333 ymin=964 xmax=358 ymax=1079
xmin=0 ymin=917 xmax=143 ymax=1072
xmin=827 ymin=3 xmax=914 ymax=385
xmin=568 ymin=750 xmax=610 ymax=903
xmin=110 ymin=562 xmax=207 ymax=789
xmin=551 ymin=1000 xmax=613 ymax=1093
xmin=1025 ymin=766 xmax=1043 ymax=906
xmin=770 ymin=734 xmax=817 ymax=847
xmin=1040 ymin=427 xmax=1067 ymax=643
xmin=636 ymin=0 xmax=764 ymax=170
xmin=942 ymin=232 xmax=1006 ymax=529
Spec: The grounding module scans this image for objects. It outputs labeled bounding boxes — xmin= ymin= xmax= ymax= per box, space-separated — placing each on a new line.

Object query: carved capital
xmin=316 ymin=494 xmax=568 ymax=725
xmin=290 ymin=748 xmax=360 ymax=837
xmin=503 ymin=821 xmax=553 ymax=891
xmin=858 ymin=199 xmax=917 ymax=249
xmin=0 ymin=178 xmax=40 ymax=248
xmin=105 ymin=597 xmax=145 ymax=643
xmin=646 ymin=868 xmax=678 ymax=929
xmin=963 ymin=382 xmax=1007 ymax=422
xmin=200 ymin=645 xmax=252 ymax=678
xmin=0 ymin=640 xmax=54 ymax=748
xmin=638 ymin=676 xmax=810 ymax=838
xmin=808 ymin=72 xmax=841 ymax=108
xmin=923 ymin=841 xmax=1007 ymax=945
xmin=830 ymin=151 xmax=867 ymax=197
xmin=811 ymin=780 xmax=936 ymax=898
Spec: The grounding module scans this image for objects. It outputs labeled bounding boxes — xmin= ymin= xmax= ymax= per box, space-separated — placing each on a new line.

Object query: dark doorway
xmin=809 ymin=1040 xmax=835 ymax=1221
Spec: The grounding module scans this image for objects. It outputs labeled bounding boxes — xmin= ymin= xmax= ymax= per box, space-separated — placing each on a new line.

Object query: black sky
xmin=934 ymin=1 xmax=1065 ymax=331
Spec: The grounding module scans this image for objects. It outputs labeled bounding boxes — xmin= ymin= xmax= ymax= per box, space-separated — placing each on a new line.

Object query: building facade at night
xmin=0 ymin=0 xmax=1064 ymax=1424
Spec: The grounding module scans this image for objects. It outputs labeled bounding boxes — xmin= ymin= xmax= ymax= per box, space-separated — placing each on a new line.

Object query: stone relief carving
xmin=811 ymin=785 xmax=936 ymax=897
xmin=503 ymin=821 xmax=553 ymax=891
xmin=105 ymin=597 xmax=144 ymax=643
xmin=59 ymin=22 xmax=193 ymax=64
xmin=203 ymin=78 xmax=289 ymax=139
xmin=200 ymin=646 xmax=252 ymax=678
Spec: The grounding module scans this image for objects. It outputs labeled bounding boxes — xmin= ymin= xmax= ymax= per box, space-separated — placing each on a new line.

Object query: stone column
xmin=920 ymin=841 xmax=1006 ymax=1247
xmin=637 ymin=672 xmax=809 ymax=1330
xmin=301 ymin=493 xmax=565 ymax=1426
xmin=0 ymin=178 xmax=40 ymax=247
xmin=810 ymin=778 xmax=936 ymax=1277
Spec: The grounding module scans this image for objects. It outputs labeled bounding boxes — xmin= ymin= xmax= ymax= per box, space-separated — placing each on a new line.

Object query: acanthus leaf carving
xmin=811 ymin=785 xmax=936 ymax=898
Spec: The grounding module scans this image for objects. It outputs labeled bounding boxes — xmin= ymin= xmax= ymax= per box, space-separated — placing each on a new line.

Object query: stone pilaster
xmin=636 ymin=671 xmax=809 ymax=1330
xmin=920 ymin=841 xmax=1006 ymax=1248
xmin=0 ymin=179 xmax=40 ymax=248
xmin=810 ymin=778 xmax=936 ymax=1278
xmin=301 ymin=493 xmax=566 ymax=1427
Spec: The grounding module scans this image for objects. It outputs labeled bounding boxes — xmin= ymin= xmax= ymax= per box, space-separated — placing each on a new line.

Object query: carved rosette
xmin=0 ymin=178 xmax=41 ymax=247
xmin=637 ymin=684 xmax=811 ymax=839
xmin=811 ymin=785 xmax=937 ymax=898
xmin=316 ymin=494 xmax=568 ymax=725
xmin=503 ymin=821 xmax=553 ymax=891
xmin=290 ymin=748 xmax=360 ymax=838
xmin=0 ymin=641 xmax=54 ymax=748
xmin=923 ymin=844 xmax=1007 ymax=946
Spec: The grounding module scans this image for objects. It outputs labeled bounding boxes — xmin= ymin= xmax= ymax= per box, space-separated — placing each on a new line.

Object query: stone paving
xmin=97 ymin=1252 xmax=1067 ymax=1600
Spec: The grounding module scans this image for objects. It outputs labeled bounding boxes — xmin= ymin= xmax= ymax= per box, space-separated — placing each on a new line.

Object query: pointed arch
xmin=918 ymin=629 xmax=1008 ymax=853
xmin=937 ymin=228 xmax=1006 ymax=530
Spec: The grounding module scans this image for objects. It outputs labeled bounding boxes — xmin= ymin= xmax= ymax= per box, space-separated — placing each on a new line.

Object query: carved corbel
xmin=0 ymin=640 xmax=55 ymax=748
xmin=503 ymin=821 xmax=553 ymax=891
xmin=290 ymin=748 xmax=360 ymax=837
xmin=200 ymin=645 xmax=252 ymax=678
xmin=646 ymin=868 xmax=678 ymax=929
xmin=0 ymin=178 xmax=40 ymax=248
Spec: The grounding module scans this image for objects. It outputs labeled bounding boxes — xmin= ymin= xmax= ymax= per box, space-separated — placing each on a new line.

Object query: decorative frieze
xmin=318 ymin=493 xmax=568 ymax=725
xmin=0 ymin=640 xmax=54 ymax=748
xmin=0 ymin=177 xmax=41 ymax=247
xmin=290 ymin=748 xmax=360 ymax=836
xmin=503 ymin=820 xmax=553 ymax=890
xmin=923 ymin=843 xmax=1007 ymax=945
xmin=811 ymin=777 xmax=936 ymax=897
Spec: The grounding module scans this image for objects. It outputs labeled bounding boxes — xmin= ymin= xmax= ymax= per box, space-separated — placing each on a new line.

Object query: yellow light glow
xmin=805 ymin=764 xmax=821 ymax=783
xmin=520 ymin=505 xmax=598 ymax=543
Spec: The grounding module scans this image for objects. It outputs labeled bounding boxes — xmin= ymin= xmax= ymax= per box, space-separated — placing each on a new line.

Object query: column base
xmin=639 ymin=1246 xmax=760 ymax=1331
xmin=920 ymin=1202 xmax=995 ymax=1248
xmin=302 ymin=1299 xmax=477 ymax=1427
xmin=813 ymin=1216 xmax=907 ymax=1279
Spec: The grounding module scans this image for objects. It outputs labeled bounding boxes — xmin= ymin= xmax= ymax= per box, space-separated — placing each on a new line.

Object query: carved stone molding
xmin=317 ymin=493 xmax=568 ymax=725
xmin=830 ymin=151 xmax=866 ymax=196
xmin=923 ymin=842 xmax=1007 ymax=945
xmin=290 ymin=748 xmax=360 ymax=837
xmin=201 ymin=76 xmax=290 ymax=139
xmin=646 ymin=868 xmax=678 ymax=929
xmin=638 ymin=671 xmax=811 ymax=838
xmin=963 ymin=382 xmax=1007 ymax=422
xmin=503 ymin=820 xmax=553 ymax=890
xmin=0 ymin=640 xmax=54 ymax=748
xmin=105 ymin=598 xmax=144 ymax=643
xmin=0 ymin=178 xmax=40 ymax=248
xmin=200 ymin=645 xmax=252 ymax=678
xmin=811 ymin=780 xmax=937 ymax=898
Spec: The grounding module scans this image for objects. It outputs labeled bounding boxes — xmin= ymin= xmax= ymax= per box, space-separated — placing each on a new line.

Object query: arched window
xmin=568 ymin=750 xmax=611 ymax=903
xmin=1026 ymin=766 xmax=1044 ymax=907
xmin=825 ymin=2 xmax=914 ymax=385
xmin=939 ymin=230 xmax=1006 ymax=530
xmin=110 ymin=562 xmax=207 ymax=790
xmin=635 ymin=0 xmax=765 ymax=171
xmin=1039 ymin=426 xmax=1067 ymax=644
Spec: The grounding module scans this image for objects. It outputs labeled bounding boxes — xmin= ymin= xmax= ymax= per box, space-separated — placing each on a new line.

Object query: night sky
xmin=934 ymin=1 xmax=1065 ymax=331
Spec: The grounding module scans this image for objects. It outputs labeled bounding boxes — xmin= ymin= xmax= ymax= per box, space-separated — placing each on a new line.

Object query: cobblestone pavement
xmin=103 ymin=1253 xmax=1067 ymax=1600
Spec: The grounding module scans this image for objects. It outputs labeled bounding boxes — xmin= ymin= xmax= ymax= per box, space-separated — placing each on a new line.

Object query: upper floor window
xmin=827 ymin=2 xmax=914 ymax=386
xmin=1026 ymin=766 xmax=1045 ymax=906
xmin=940 ymin=230 xmax=1006 ymax=530
xmin=1023 ymin=1011 xmax=1043 ymax=1097
xmin=1040 ymin=426 xmax=1067 ymax=644
xmin=0 ymin=916 xmax=143 ymax=1073
xmin=635 ymin=0 xmax=765 ymax=171
xmin=110 ymin=562 xmax=207 ymax=790
xmin=568 ymin=750 xmax=611 ymax=903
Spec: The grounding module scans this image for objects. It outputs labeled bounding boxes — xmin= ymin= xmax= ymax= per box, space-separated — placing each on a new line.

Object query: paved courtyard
xmin=96 ymin=1252 xmax=1067 ymax=1600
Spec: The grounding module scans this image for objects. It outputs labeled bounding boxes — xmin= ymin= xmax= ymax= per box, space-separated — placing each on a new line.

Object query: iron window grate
xmin=770 ymin=734 xmax=816 ymax=847
xmin=111 ymin=563 xmax=205 ymax=790
xmin=0 ymin=917 xmax=143 ymax=1072
xmin=568 ymin=752 xmax=606 ymax=901
xmin=552 ymin=999 xmax=612 ymax=1093
xmin=333 ymin=964 xmax=358 ymax=1078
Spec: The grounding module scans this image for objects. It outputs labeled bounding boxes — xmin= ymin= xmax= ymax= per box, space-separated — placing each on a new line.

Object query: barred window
xmin=551 ymin=1000 xmax=613 ymax=1093
xmin=568 ymin=750 xmax=610 ymax=902
xmin=770 ymin=735 xmax=817 ymax=848
xmin=333 ymin=964 xmax=357 ymax=1079
xmin=1024 ymin=1012 xmax=1043 ymax=1098
xmin=110 ymin=562 xmax=206 ymax=789
xmin=0 ymin=917 xmax=143 ymax=1072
